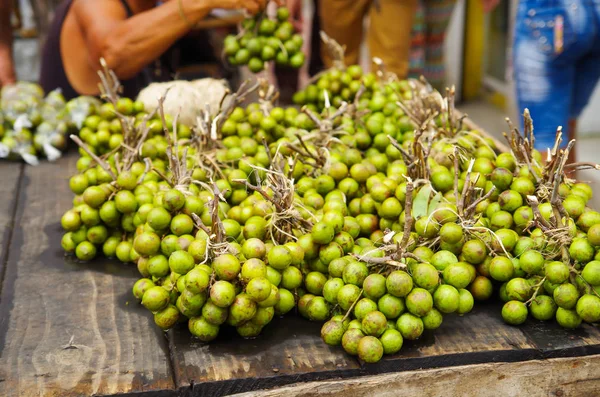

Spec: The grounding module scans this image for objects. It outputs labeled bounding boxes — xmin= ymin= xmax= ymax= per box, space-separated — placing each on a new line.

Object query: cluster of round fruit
xmin=418 ymin=137 xmax=600 ymax=328
xmin=292 ymin=66 xmax=412 ymax=112
xmin=0 ymin=82 xmax=94 ymax=163
xmin=224 ymin=6 xmax=305 ymax=73
xmin=76 ymin=97 xmax=170 ymax=157
xmin=59 ymin=61 xmax=600 ymax=362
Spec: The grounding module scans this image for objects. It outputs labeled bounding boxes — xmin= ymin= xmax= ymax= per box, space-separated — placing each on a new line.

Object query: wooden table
xmin=0 ymin=152 xmax=599 ymax=397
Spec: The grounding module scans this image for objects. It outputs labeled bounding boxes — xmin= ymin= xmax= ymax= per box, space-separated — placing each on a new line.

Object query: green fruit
xmin=306 ymin=296 xmax=330 ymax=321
xmin=529 ymin=295 xmax=557 ymax=321
xmin=343 ymin=261 xmax=369 ymax=286
xmin=337 ymin=284 xmax=362 ymax=311
xmin=457 ymin=289 xmax=474 ymax=315
xmin=357 ymin=336 xmax=384 ymax=363
xmin=576 ymin=294 xmax=600 ymax=323
xmin=210 ymin=280 xmax=236 ymax=308
xmin=246 ymin=277 xmax=272 ymax=302
xmin=154 ymin=305 xmax=180 ymax=330
xmin=379 ymin=329 xmax=403 ymax=354
xmin=489 ymin=256 xmax=514 ymax=282
xmin=142 ymin=286 xmax=170 ymax=312
xmin=386 ymin=270 xmax=414 ymax=297
xmin=433 ymin=285 xmax=460 ymax=313
xmin=321 ymin=320 xmax=346 ymax=346
xmin=377 ymin=294 xmax=405 ymax=319
xmin=431 ymin=250 xmax=458 ymax=271
xmin=545 ymin=261 xmax=570 ymax=284
xmin=582 ymin=261 xmax=600 ymax=286
xmin=412 ymin=263 xmax=440 ymax=290
xmin=406 ymin=288 xmax=433 ymax=317
xmin=422 ymin=308 xmax=443 ymax=330
xmin=553 ymin=283 xmax=580 ymax=309
xmin=502 ymin=300 xmax=528 ymax=325
xmin=342 ymin=328 xmax=365 ymax=355
xmin=442 ymin=262 xmax=473 ymax=289
xmin=363 ymin=273 xmax=387 ymax=300
xmin=133 ymin=278 xmax=155 ymax=300
xmin=555 ymin=307 xmax=582 ymax=329
xmin=569 ymin=238 xmax=595 ymax=263
xmin=323 ymin=278 xmax=345 ymax=304
xmin=396 ymin=313 xmax=424 ymax=340
xmin=188 ymin=316 xmax=219 ymax=342
xmin=520 ymin=250 xmax=545 ymax=275
xmin=461 ymin=239 xmax=487 ymax=265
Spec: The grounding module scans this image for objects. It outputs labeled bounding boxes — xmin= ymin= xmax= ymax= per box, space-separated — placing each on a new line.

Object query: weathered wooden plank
xmin=0 ymin=153 xmax=177 ymax=397
xmin=518 ymin=315 xmax=600 ymax=358
xmin=0 ymin=162 xmax=24 ymax=279
xmin=169 ymin=315 xmax=361 ymax=396
xmin=231 ymin=354 xmax=600 ymax=397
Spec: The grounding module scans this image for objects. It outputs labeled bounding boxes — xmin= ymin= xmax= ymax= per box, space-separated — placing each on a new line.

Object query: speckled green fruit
xmin=457 ymin=289 xmax=474 ymax=315
xmin=576 ymin=294 xmax=600 ymax=323
xmin=386 ymin=270 xmax=414 ymax=297
xmin=412 ymin=263 xmax=440 ymax=290
xmin=321 ymin=320 xmax=346 ymax=346
xmin=433 ymin=285 xmax=460 ymax=313
xmin=406 ymin=288 xmax=433 ymax=317
xmin=529 ymin=295 xmax=557 ymax=321
xmin=154 ymin=304 xmax=180 ymax=330
xmin=502 ymin=300 xmax=528 ymax=325
xmin=396 ymin=313 xmax=424 ymax=340
xmin=357 ymin=335 xmax=384 ymax=363
xmin=379 ymin=328 xmax=403 ymax=354
xmin=342 ymin=328 xmax=365 ymax=355
xmin=189 ymin=316 xmax=219 ymax=342
xmin=556 ymin=307 xmax=582 ymax=329
xmin=141 ymin=286 xmax=170 ymax=312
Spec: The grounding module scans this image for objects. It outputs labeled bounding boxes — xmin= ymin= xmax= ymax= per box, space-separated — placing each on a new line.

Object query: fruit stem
xmin=525 ymin=277 xmax=546 ymax=306
xmin=69 ymin=134 xmax=116 ymax=180
xmin=342 ymin=288 xmax=364 ymax=322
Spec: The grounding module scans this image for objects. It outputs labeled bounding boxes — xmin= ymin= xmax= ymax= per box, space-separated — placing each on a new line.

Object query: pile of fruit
xmin=224 ymin=5 xmax=305 ymax=73
xmin=57 ymin=57 xmax=600 ymax=364
xmin=0 ymin=82 xmax=99 ymax=164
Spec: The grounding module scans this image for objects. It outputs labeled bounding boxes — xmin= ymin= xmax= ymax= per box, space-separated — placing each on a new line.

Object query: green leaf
xmin=412 ymin=185 xmax=431 ymax=219
xmin=427 ymin=192 xmax=443 ymax=216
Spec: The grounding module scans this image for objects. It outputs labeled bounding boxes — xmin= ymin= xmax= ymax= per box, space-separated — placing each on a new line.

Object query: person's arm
xmin=0 ymin=0 xmax=16 ymax=87
xmin=286 ymin=0 xmax=303 ymax=31
xmin=73 ymin=0 xmax=265 ymax=80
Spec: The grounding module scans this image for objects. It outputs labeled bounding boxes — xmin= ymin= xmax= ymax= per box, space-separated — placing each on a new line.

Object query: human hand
xmin=286 ymin=0 xmax=302 ymax=31
xmin=216 ymin=0 xmax=268 ymax=14
xmin=481 ymin=0 xmax=500 ymax=13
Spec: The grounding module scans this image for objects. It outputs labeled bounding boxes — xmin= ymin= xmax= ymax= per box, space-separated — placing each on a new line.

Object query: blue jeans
xmin=514 ymin=0 xmax=600 ymax=150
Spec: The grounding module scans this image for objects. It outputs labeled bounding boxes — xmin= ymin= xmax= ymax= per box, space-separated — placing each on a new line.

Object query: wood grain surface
xmin=230 ymin=354 xmax=600 ymax=397
xmin=0 ymin=154 xmax=175 ymax=397
xmin=169 ymin=315 xmax=361 ymax=396
xmin=0 ymin=162 xmax=24 ymax=284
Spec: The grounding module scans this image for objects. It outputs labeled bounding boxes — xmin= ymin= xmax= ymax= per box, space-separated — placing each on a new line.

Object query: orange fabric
xmin=319 ymin=0 xmax=417 ymax=78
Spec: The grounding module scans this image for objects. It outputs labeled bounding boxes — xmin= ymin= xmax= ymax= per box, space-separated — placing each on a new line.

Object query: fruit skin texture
xmin=357 ymin=336 xmax=384 ymax=363
xmin=576 ymin=294 xmax=600 ymax=323
xmin=502 ymin=300 xmax=528 ymax=325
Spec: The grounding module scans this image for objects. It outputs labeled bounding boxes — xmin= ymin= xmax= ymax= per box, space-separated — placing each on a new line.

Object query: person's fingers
xmin=243 ymin=0 xmax=259 ymax=14
xmin=291 ymin=19 xmax=303 ymax=32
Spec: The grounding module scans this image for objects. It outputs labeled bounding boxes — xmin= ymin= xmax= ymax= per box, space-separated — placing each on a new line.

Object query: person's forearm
xmin=0 ymin=0 xmax=17 ymax=86
xmin=96 ymin=0 xmax=214 ymax=79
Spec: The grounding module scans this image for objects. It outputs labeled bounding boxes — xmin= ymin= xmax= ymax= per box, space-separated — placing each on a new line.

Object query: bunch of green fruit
xmin=292 ymin=65 xmax=413 ymax=112
xmin=0 ymin=82 xmax=99 ymax=163
xmin=59 ymin=60 xmax=600 ymax=362
xmin=224 ymin=5 xmax=305 ymax=73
